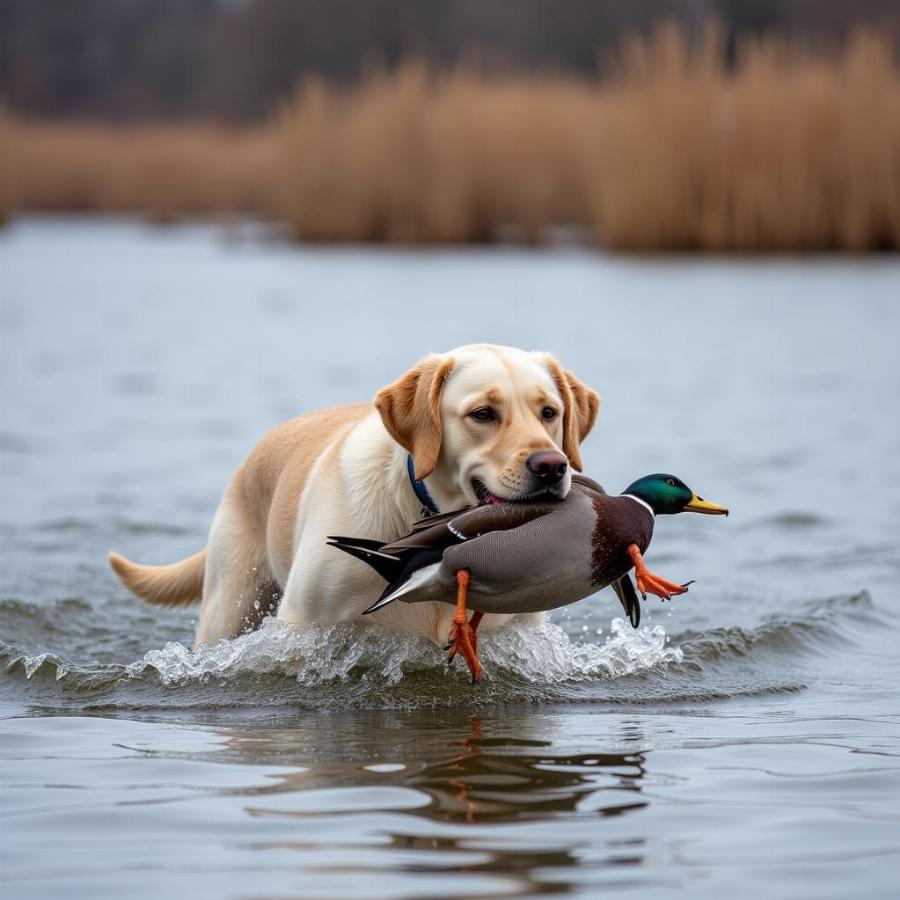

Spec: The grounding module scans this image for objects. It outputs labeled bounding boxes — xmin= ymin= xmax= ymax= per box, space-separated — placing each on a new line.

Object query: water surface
xmin=1 ymin=219 xmax=899 ymax=898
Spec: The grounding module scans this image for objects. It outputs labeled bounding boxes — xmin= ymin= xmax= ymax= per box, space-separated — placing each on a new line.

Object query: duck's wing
xmin=612 ymin=573 xmax=641 ymax=628
xmin=404 ymin=506 xmax=472 ymax=534
xmin=326 ymin=536 xmax=386 ymax=552
xmin=382 ymin=501 xmax=559 ymax=555
xmin=399 ymin=476 xmax=600 ymax=536
xmin=361 ymin=549 xmax=444 ymax=614
xmin=326 ymin=537 xmax=404 ymax=583
xmin=571 ymin=473 xmax=607 ymax=495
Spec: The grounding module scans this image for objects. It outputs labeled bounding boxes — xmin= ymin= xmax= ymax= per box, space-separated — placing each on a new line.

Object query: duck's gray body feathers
xmin=390 ymin=486 xmax=652 ymax=614
xmin=329 ymin=476 xmax=653 ymax=622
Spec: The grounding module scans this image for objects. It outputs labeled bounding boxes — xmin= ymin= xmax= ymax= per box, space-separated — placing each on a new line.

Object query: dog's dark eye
xmin=541 ymin=406 xmax=558 ymax=421
xmin=470 ymin=407 xmax=497 ymax=422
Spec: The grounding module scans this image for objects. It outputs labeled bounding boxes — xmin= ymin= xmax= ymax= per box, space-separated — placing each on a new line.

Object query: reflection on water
xmin=226 ymin=716 xmax=647 ymax=826
xmin=6 ymin=705 xmax=899 ymax=898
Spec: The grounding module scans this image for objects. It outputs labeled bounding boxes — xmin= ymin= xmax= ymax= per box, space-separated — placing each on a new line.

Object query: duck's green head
xmin=623 ymin=474 xmax=729 ymax=517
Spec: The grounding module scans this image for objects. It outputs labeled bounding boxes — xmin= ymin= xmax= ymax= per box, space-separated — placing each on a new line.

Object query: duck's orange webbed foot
xmin=627 ymin=544 xmax=693 ymax=601
xmin=445 ymin=569 xmax=484 ymax=683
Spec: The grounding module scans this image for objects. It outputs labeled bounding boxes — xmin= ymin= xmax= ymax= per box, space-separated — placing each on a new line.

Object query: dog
xmin=109 ymin=344 xmax=600 ymax=649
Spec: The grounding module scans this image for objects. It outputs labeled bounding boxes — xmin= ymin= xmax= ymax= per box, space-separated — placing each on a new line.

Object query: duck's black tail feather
xmin=613 ymin=574 xmax=641 ymax=628
xmin=326 ymin=537 xmax=403 ymax=583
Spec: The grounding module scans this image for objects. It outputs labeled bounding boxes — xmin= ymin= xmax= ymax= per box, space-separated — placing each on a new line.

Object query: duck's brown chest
xmin=589 ymin=496 xmax=654 ymax=588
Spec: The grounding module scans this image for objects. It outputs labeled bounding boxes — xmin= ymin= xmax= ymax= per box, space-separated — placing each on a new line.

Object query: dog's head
xmin=375 ymin=344 xmax=600 ymax=507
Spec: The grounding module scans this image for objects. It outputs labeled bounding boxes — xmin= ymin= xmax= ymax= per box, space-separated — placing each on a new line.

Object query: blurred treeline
xmin=1 ymin=0 xmax=898 ymax=121
xmin=2 ymin=2 xmax=900 ymax=249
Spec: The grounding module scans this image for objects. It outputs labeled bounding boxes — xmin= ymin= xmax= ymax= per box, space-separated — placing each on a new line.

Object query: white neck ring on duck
xmin=621 ymin=494 xmax=655 ymax=518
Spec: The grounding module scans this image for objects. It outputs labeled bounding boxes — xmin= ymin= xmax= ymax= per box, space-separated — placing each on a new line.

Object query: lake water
xmin=1 ymin=218 xmax=899 ymax=898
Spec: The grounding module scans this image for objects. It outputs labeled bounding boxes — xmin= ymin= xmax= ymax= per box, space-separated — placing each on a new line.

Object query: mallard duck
xmin=328 ymin=473 xmax=727 ymax=681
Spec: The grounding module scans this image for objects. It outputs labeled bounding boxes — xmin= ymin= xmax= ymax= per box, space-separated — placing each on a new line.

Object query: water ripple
xmin=0 ymin=592 xmax=875 ymax=711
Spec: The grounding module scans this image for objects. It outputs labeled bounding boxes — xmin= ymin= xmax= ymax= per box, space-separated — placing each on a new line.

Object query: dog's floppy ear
xmin=544 ymin=356 xmax=601 ymax=472
xmin=375 ymin=354 xmax=454 ymax=480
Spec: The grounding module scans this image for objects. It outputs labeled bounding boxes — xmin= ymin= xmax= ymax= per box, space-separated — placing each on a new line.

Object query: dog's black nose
xmin=526 ymin=451 xmax=568 ymax=485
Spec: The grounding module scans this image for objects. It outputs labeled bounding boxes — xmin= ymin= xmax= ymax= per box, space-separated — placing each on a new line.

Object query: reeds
xmin=3 ymin=121 xmax=279 ymax=223
xmin=0 ymin=108 xmax=10 ymax=226
xmin=3 ymin=25 xmax=900 ymax=250
xmin=277 ymin=66 xmax=596 ymax=243
xmin=587 ymin=25 xmax=900 ymax=250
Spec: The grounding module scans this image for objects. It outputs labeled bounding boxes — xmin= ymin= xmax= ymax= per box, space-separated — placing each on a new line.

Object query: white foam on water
xmin=128 ymin=618 xmax=441 ymax=686
xmin=20 ymin=652 xmax=70 ymax=681
xmin=485 ymin=618 xmax=683 ymax=682
xmin=127 ymin=616 xmax=681 ymax=687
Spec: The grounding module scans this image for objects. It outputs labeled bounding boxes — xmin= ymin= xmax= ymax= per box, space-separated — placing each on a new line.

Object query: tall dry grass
xmin=2 ymin=25 xmax=900 ymax=250
xmin=277 ymin=28 xmax=900 ymax=250
xmin=277 ymin=67 xmax=596 ymax=243
xmin=587 ymin=25 xmax=900 ymax=250
xmin=3 ymin=121 xmax=279 ymax=223
xmin=0 ymin=109 xmax=11 ymax=226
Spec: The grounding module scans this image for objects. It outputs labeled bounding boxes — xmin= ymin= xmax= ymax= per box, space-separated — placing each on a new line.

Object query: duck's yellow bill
xmin=683 ymin=492 xmax=729 ymax=516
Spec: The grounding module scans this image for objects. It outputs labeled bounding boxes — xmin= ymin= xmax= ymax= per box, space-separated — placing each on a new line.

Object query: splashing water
xmin=1 ymin=590 xmax=877 ymax=713
xmin=129 ymin=617 xmax=681 ymax=688
xmin=0 ymin=593 xmax=874 ymax=709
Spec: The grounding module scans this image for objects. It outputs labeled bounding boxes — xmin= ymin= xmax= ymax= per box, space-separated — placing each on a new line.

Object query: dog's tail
xmin=108 ymin=549 xmax=206 ymax=606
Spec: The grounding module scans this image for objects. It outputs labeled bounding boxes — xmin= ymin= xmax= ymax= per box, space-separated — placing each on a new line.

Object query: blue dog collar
xmin=406 ymin=454 xmax=439 ymax=517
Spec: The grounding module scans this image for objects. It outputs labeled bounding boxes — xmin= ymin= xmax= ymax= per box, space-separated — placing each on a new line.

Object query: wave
xmin=0 ymin=591 xmax=874 ymax=710
xmin=674 ymin=590 xmax=875 ymax=663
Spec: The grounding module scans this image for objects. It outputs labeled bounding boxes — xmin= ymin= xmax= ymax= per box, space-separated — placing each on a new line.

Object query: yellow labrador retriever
xmin=109 ymin=344 xmax=599 ymax=648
